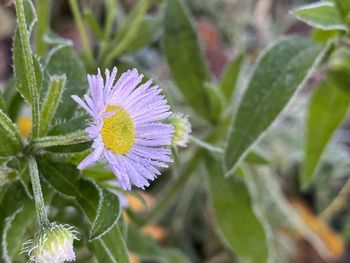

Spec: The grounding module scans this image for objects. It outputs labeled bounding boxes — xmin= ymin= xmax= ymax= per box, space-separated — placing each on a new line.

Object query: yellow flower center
xmin=101 ymin=105 xmax=135 ymax=154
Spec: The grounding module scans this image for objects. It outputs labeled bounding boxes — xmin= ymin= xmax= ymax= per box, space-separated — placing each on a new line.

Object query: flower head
xmin=22 ymin=223 xmax=79 ymax=263
xmin=72 ymin=67 xmax=173 ymax=190
xmin=168 ymin=113 xmax=191 ymax=147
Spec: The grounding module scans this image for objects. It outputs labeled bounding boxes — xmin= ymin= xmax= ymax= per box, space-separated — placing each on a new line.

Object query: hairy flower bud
xmin=22 ymin=223 xmax=79 ymax=263
xmin=169 ymin=113 xmax=191 ymax=147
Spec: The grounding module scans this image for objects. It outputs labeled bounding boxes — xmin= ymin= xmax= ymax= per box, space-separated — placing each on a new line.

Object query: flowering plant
xmin=1 ymin=0 xmax=350 ymax=262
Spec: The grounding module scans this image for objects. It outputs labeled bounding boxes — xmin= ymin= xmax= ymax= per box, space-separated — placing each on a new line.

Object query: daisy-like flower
xmin=72 ymin=67 xmax=173 ymax=190
xmin=22 ymin=223 xmax=79 ymax=263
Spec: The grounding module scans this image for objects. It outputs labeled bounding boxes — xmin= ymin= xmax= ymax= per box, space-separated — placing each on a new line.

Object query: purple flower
xmin=72 ymin=67 xmax=173 ymax=190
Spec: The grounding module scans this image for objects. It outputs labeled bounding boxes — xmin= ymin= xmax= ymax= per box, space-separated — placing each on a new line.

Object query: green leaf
xmin=2 ymin=79 xmax=23 ymax=121
xmin=220 ymin=53 xmax=245 ymax=101
xmin=312 ymin=28 xmax=339 ymax=43
xmin=89 ymin=185 xmax=121 ymax=240
xmin=301 ymin=78 xmax=350 ymax=188
xmin=2 ymin=203 xmax=35 ymax=262
xmin=204 ymin=82 xmax=225 ymax=121
xmin=47 ymin=114 xmax=91 ymax=153
xmin=37 ymin=159 xmax=80 ymax=197
xmin=30 ymin=131 xmax=90 ymax=151
xmin=38 ymin=160 xmax=128 ymax=262
xmin=39 ymin=75 xmax=66 ymax=136
xmin=91 ymin=227 xmax=130 ymax=263
xmin=49 ymin=114 xmax=89 ymax=135
xmin=224 ymin=37 xmax=325 ymax=174
xmin=23 ymin=0 xmax=37 ymax=31
xmin=13 ymin=33 xmax=43 ymax=103
xmin=44 ymin=45 xmax=87 ymax=121
xmin=244 ymin=150 xmax=269 ymax=165
xmin=124 ymin=14 xmax=163 ymax=54
xmin=0 ymin=181 xmax=32 ymax=262
xmin=207 ymin=157 xmax=269 ymax=263
xmin=163 ymin=0 xmax=211 ymax=119
xmin=293 ymin=1 xmax=348 ymax=32
xmin=0 ymin=109 xmax=23 ymax=156
xmin=334 ymin=0 xmax=350 ymax=19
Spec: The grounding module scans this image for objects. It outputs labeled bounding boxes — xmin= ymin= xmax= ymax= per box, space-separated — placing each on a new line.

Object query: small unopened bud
xmin=168 ymin=113 xmax=191 ymax=147
xmin=17 ymin=116 xmax=32 ymax=139
xmin=22 ymin=223 xmax=79 ymax=263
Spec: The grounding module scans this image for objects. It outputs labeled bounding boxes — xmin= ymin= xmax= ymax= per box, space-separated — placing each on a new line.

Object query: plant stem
xmin=35 ymin=0 xmax=50 ymax=56
xmin=104 ymin=0 xmax=117 ymax=40
xmin=319 ymin=176 xmax=350 ymax=222
xmin=100 ymin=0 xmax=149 ymax=68
xmin=15 ymin=0 xmax=40 ymax=139
xmin=69 ymin=0 xmax=94 ymax=69
xmin=28 ymin=156 xmax=50 ymax=228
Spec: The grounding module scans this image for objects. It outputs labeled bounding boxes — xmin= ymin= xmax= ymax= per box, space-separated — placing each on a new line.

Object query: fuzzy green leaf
xmin=225 ymin=37 xmax=325 ymax=174
xmin=89 ymin=185 xmax=121 ymax=240
xmin=220 ymin=53 xmax=245 ymax=101
xmin=49 ymin=114 xmax=89 ymax=135
xmin=12 ymin=0 xmax=37 ymax=101
xmin=38 ymin=160 xmax=127 ymax=261
xmin=30 ymin=131 xmax=90 ymax=152
xmin=302 ymin=78 xmax=350 ymax=188
xmin=44 ymin=45 xmax=87 ymax=121
xmin=13 ymin=32 xmax=43 ymax=103
xmin=0 ymin=181 xmax=31 ymax=262
xmin=293 ymin=1 xmax=348 ymax=32
xmin=163 ymin=0 xmax=211 ymax=119
xmin=0 ymin=109 xmax=23 ymax=156
xmin=2 ymin=203 xmax=35 ymax=262
xmin=207 ymin=158 xmax=269 ymax=263
xmin=39 ymin=75 xmax=66 ymax=136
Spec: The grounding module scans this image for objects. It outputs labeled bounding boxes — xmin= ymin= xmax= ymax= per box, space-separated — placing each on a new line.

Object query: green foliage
xmin=44 ymin=45 xmax=87 ymax=121
xmin=101 ymin=0 xmax=151 ymax=67
xmin=3 ymin=0 xmax=350 ymax=261
xmin=219 ymin=53 xmax=245 ymax=101
xmin=225 ymin=37 xmax=325 ymax=174
xmin=2 ymin=203 xmax=35 ymax=262
xmin=39 ymin=75 xmax=66 ymax=136
xmin=0 ymin=110 xmax=23 ymax=157
xmin=207 ymin=157 xmax=269 ymax=263
xmin=293 ymin=1 xmax=348 ymax=32
xmin=163 ymin=0 xmax=211 ymax=120
xmin=37 ymin=159 xmax=129 ymax=262
xmin=302 ymin=76 xmax=350 ymax=188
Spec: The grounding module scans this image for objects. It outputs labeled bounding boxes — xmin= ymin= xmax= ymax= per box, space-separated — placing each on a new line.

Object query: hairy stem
xmin=69 ymin=0 xmax=94 ymax=69
xmin=28 ymin=156 xmax=50 ymax=228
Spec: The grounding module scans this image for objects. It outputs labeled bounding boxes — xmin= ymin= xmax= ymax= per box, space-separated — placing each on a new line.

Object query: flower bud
xmin=168 ymin=113 xmax=191 ymax=147
xmin=22 ymin=223 xmax=79 ymax=263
